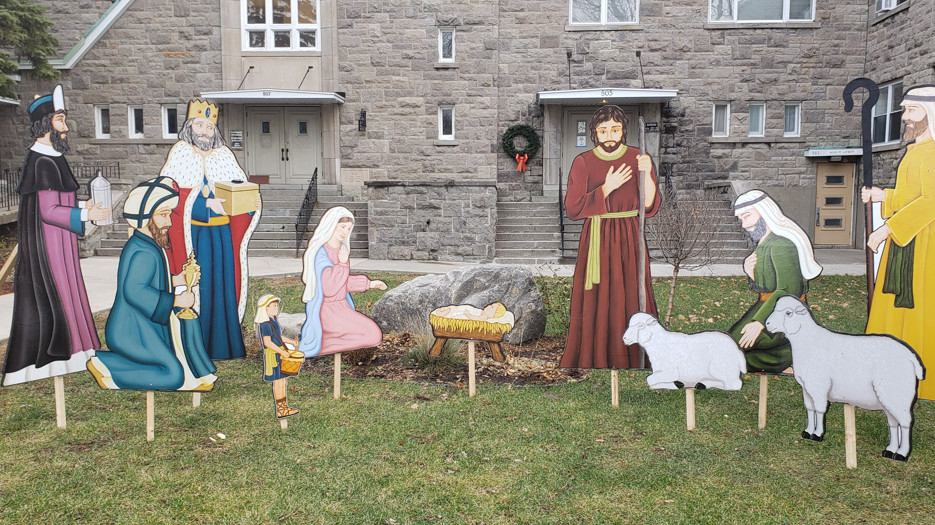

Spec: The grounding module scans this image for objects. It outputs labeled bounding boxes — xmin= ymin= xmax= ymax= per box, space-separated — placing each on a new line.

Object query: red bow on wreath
xmin=515 ymin=154 xmax=529 ymax=172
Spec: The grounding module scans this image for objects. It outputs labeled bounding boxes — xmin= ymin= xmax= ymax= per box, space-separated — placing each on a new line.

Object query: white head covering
xmin=301 ymin=206 xmax=355 ymax=303
xmin=123 ymin=176 xmax=179 ymax=229
xmin=733 ymin=190 xmax=823 ymax=280
xmin=901 ymin=85 xmax=935 ymax=140
xmin=253 ymin=294 xmax=280 ymax=325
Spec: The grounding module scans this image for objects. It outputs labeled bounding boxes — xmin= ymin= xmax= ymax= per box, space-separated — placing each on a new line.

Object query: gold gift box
xmin=214 ymin=180 xmax=259 ymax=216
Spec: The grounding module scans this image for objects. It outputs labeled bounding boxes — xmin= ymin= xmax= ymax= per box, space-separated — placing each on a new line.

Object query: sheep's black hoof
xmin=801 ymin=431 xmax=811 ymax=440
xmin=892 ymin=453 xmax=909 ymax=462
xmin=882 ymin=450 xmax=894 ymax=459
xmin=673 ymin=381 xmax=684 ymax=389
xmin=695 ymin=383 xmax=707 ymax=390
xmin=802 ymin=432 xmax=823 ymax=442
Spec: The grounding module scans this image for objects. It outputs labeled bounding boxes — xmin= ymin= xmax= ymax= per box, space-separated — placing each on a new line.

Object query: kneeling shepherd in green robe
xmin=87 ymin=176 xmax=217 ymax=391
xmin=729 ymin=190 xmax=823 ymax=374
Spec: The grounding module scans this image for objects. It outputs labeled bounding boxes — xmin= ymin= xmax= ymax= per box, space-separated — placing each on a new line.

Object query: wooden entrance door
xmin=246 ymin=107 xmax=285 ymax=184
xmin=814 ymin=162 xmax=856 ymax=245
xmin=245 ymin=107 xmax=322 ymax=184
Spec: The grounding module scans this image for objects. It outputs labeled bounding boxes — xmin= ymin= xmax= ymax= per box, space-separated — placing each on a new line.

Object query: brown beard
xmin=903 ymin=115 xmax=930 ymax=142
xmin=148 ymin=221 xmax=171 ymax=250
xmin=599 ymin=140 xmax=622 ymax=153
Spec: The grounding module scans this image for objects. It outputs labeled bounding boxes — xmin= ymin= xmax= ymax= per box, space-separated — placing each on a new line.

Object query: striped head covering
xmin=123 ymin=176 xmax=180 ymax=229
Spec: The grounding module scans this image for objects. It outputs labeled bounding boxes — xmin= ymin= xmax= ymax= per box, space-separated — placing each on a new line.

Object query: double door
xmin=246 ymin=107 xmax=321 ymax=184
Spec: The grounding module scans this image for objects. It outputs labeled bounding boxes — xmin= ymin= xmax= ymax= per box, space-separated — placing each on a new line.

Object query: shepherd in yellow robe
xmin=863 ymin=85 xmax=935 ymax=401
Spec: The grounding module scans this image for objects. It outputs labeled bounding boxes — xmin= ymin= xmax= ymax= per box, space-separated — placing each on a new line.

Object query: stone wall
xmin=366 ymin=182 xmax=497 ymax=261
xmin=1 ymin=0 xmax=222 ymax=183
xmin=865 ymin=0 xmax=935 ymax=188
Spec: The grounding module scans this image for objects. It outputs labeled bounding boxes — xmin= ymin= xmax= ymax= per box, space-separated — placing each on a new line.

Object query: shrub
xmin=404 ymin=334 xmax=466 ymax=374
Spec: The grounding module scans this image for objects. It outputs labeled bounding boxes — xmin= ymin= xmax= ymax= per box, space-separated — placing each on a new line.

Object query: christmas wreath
xmin=501 ymin=124 xmax=540 ymax=171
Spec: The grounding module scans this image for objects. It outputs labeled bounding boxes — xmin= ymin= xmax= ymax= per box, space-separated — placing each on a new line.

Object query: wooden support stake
xmin=468 ymin=341 xmax=476 ymax=397
xmin=333 ymin=353 xmax=341 ymax=399
xmin=758 ymin=375 xmax=768 ymax=430
xmin=0 ymin=244 xmax=18 ymax=285
xmin=844 ymin=403 xmax=857 ymax=469
xmin=146 ymin=391 xmax=155 ymax=442
xmin=686 ymin=388 xmax=696 ymax=431
xmin=53 ymin=376 xmax=66 ymax=429
xmin=192 ymin=393 xmax=201 ymax=408
xmin=610 ymin=370 xmax=619 ymax=407
xmin=280 ymin=419 xmax=288 ymax=431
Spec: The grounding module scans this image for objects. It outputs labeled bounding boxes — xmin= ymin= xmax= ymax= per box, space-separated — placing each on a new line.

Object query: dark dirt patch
xmin=246 ymin=332 xmax=589 ymax=387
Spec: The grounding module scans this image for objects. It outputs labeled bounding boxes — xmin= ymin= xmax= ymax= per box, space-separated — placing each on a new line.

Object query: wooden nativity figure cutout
xmin=624 ymin=313 xmax=746 ymax=391
xmin=3 ymin=85 xmax=111 ymax=386
xmin=255 ymin=294 xmax=304 ymax=419
xmin=766 ymin=296 xmax=924 ymax=461
xmin=87 ymin=177 xmax=217 ymax=391
xmin=861 ymin=84 xmax=935 ymax=402
xmin=159 ymin=99 xmax=261 ymax=361
xmin=561 ymin=105 xmax=660 ymax=370
xmin=729 ymin=190 xmax=822 ymax=374
xmin=298 ymin=206 xmax=387 ymax=358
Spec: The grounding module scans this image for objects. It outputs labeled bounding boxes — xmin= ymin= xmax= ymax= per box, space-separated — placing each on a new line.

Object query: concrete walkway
xmin=0 ymin=248 xmax=866 ymax=341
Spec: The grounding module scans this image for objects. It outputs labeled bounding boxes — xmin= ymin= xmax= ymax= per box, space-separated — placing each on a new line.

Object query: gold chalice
xmin=176 ymin=252 xmax=201 ymax=320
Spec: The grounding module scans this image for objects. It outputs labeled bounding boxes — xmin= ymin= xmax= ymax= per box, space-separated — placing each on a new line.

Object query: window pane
xmin=133 ymin=108 xmax=144 ymax=135
xmin=299 ymin=121 xmax=308 ymax=135
xmin=748 ymin=104 xmax=764 ymax=135
xmin=441 ymin=108 xmax=453 ymax=136
xmin=100 ymin=108 xmax=110 ymax=135
xmin=608 ymin=0 xmax=638 ymax=23
xmin=890 ymin=82 xmax=903 ymax=111
xmin=274 ymin=30 xmax=291 ymax=48
xmin=262 ymin=121 xmax=270 ymax=134
xmin=298 ymin=0 xmax=317 ymax=24
xmin=889 ymin=109 xmax=903 ymax=142
xmin=571 ymin=0 xmax=601 ymax=23
xmin=249 ymin=31 xmax=265 ymax=48
xmin=247 ymin=0 xmax=265 ymax=24
xmin=441 ymin=31 xmax=453 ymax=59
xmin=872 ymin=115 xmax=886 ymax=143
xmin=737 ymin=0 xmax=782 ymax=21
xmin=298 ymin=30 xmax=316 ymax=48
xmin=167 ymin=108 xmax=178 ymax=134
xmin=784 ymin=105 xmax=798 ymax=133
xmin=709 ymin=0 xmax=734 ymax=21
xmin=273 ymin=0 xmax=291 ymax=24
xmin=789 ymin=0 xmax=812 ymax=20
xmin=714 ymin=104 xmax=728 ymax=134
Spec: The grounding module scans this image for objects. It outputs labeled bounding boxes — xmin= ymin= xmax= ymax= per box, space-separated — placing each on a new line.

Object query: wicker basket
xmin=280 ymin=350 xmax=305 ymax=376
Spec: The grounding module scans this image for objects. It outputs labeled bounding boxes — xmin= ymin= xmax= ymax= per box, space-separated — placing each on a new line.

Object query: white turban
xmin=733 ymin=190 xmax=823 ymax=280
xmin=123 ymin=176 xmax=179 ymax=229
xmin=901 ymin=85 xmax=935 ymax=140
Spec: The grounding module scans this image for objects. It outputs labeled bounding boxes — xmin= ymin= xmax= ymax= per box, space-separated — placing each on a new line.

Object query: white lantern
xmin=89 ymin=169 xmax=113 ymax=226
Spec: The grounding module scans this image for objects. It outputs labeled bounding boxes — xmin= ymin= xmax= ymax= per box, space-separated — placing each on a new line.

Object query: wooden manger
xmin=428 ymin=304 xmax=515 ymax=396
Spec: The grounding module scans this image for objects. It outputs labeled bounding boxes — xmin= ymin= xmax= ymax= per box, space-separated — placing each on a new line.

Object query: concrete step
xmin=493 ymin=257 xmax=562 ymax=265
xmin=496 ymin=201 xmax=559 ymax=210
xmin=497 ymin=207 xmax=562 ymax=218
xmin=248 ymin=248 xmax=368 ymax=259
xmin=249 ymin=239 xmax=368 ymax=250
xmin=497 ymin=217 xmax=561 ymax=227
xmin=495 ymin=240 xmax=561 ymax=250
xmin=494 ymin=248 xmax=561 ymax=258
xmin=496 ymin=232 xmax=561 ymax=242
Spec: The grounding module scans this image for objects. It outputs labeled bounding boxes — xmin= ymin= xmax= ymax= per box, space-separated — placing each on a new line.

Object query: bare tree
xmin=646 ymin=186 xmax=722 ymax=326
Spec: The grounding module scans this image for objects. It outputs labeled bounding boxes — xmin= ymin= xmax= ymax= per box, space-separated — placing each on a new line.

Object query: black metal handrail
xmin=295 ymin=168 xmax=319 ymax=256
xmin=558 ymin=167 xmax=569 ymax=258
xmin=72 ymin=162 xmax=121 ymax=180
xmin=1 ymin=168 xmax=21 ymax=210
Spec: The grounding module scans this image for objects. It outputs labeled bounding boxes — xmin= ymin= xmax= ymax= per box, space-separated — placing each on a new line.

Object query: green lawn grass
xmin=2 ymin=274 xmax=932 ymax=524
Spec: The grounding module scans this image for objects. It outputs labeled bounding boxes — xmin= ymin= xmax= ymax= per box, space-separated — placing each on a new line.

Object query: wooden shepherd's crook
xmin=843 ymin=78 xmax=880 ymax=310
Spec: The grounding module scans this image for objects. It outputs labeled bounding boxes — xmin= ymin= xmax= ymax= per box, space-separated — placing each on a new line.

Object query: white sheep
xmin=623 ymin=312 xmax=747 ymax=391
xmin=764 ymin=296 xmax=925 ymax=461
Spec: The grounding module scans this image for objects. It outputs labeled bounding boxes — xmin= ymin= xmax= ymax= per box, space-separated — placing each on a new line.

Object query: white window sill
xmin=434 ymin=62 xmax=459 ymax=69
xmin=709 ymin=137 xmax=807 ymax=144
xmin=872 ymin=142 xmax=903 ymax=153
xmin=434 ymin=139 xmax=459 ymax=146
xmin=704 ymin=21 xmax=820 ymax=30
xmin=91 ymin=138 xmax=178 ymax=145
xmin=240 ymin=50 xmax=322 ymax=57
xmin=872 ymin=2 xmax=911 ymax=25
xmin=564 ymin=23 xmax=642 ymax=32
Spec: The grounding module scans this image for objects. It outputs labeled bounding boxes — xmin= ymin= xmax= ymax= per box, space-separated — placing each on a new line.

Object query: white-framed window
xmin=242 ymin=0 xmax=320 ymax=51
xmin=876 ymin=0 xmax=908 ymax=12
xmin=783 ymin=103 xmax=801 ymax=137
xmin=712 ymin=102 xmax=730 ymax=137
xmin=438 ymin=106 xmax=455 ymax=140
xmin=94 ymin=105 xmax=111 ymax=139
xmin=128 ymin=106 xmax=144 ymax=139
xmin=162 ymin=105 xmax=180 ymax=139
xmin=438 ymin=27 xmax=455 ymax=62
xmin=873 ymin=81 xmax=904 ymax=145
xmin=569 ymin=0 xmax=639 ymax=25
xmin=709 ymin=0 xmax=814 ymax=23
xmin=748 ymin=102 xmax=765 ymax=137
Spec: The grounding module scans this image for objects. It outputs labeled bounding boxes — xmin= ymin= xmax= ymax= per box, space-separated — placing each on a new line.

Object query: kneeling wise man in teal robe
xmin=87 ymin=177 xmax=217 ymax=391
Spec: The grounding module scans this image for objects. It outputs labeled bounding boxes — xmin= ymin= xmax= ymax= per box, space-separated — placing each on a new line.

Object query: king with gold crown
xmin=159 ymin=99 xmax=262 ymax=361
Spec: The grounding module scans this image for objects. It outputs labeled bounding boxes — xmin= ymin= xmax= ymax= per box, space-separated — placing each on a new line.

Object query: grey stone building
xmin=2 ymin=0 xmax=933 ymax=261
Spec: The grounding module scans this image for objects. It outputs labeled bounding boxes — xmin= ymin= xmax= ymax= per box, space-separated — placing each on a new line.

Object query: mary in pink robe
xmin=298 ymin=207 xmax=385 ymax=357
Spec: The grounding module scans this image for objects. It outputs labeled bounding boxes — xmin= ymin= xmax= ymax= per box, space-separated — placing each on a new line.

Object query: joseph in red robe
xmin=560 ymin=107 xmax=659 ymax=369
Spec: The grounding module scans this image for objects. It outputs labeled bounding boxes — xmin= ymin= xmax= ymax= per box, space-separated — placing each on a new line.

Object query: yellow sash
xmin=585 ymin=210 xmax=639 ymax=290
xmin=264 ymin=347 xmax=279 ymax=376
